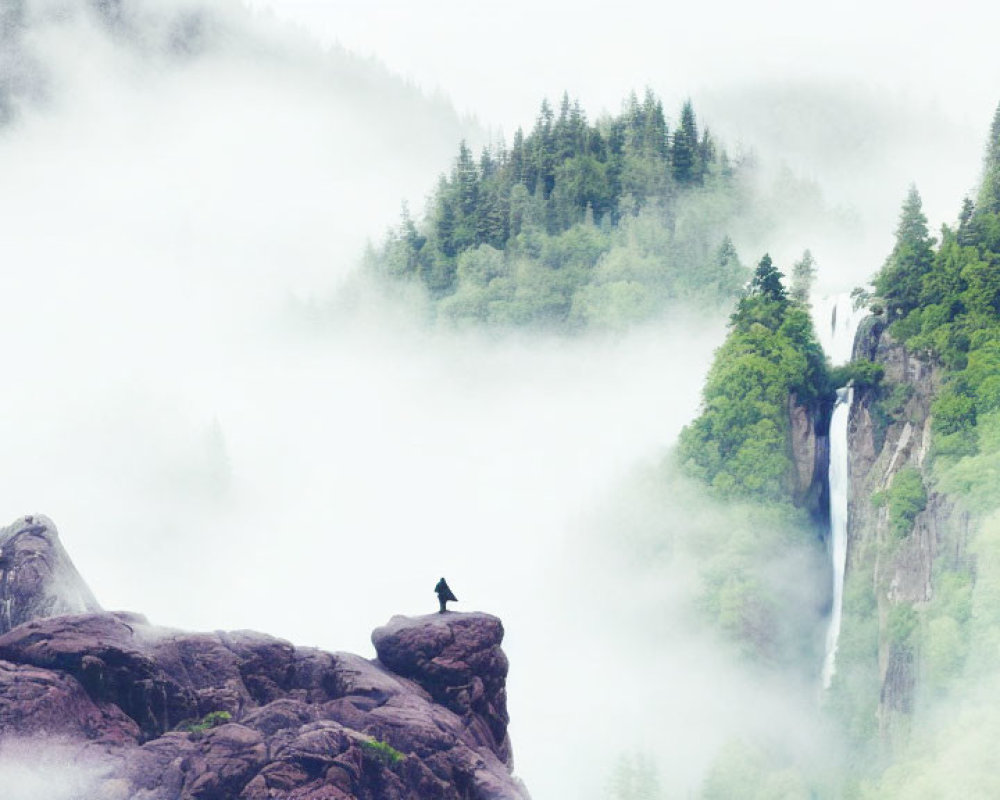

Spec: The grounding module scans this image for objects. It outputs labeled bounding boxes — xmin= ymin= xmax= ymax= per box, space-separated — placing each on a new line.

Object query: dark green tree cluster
xmin=873 ymin=185 xmax=936 ymax=319
xmin=874 ymin=102 xmax=1000 ymax=461
xmin=677 ymin=255 xmax=828 ymax=500
xmin=368 ymin=90 xmax=748 ymax=329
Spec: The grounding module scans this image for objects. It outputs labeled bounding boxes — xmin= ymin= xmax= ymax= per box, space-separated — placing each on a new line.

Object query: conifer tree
xmin=698 ymin=129 xmax=716 ymax=181
xmin=454 ymin=141 xmax=478 ymax=219
xmin=671 ymin=101 xmax=700 ymax=184
xmin=432 ymin=176 xmax=459 ymax=259
xmin=368 ymin=89 xmax=748 ymax=328
xmin=874 ymin=185 xmax=935 ymax=317
xmin=510 ymin=128 xmax=526 ymax=184
xmin=750 ymin=253 xmax=787 ymax=303
xmin=790 ymin=249 xmax=817 ymax=303
xmin=957 ymin=196 xmax=977 ymax=246
xmin=976 ymin=102 xmax=1000 ymax=215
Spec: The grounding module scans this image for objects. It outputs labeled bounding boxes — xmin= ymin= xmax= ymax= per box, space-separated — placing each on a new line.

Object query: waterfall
xmin=813 ymin=293 xmax=865 ymax=689
xmin=813 ymin=293 xmax=865 ymax=365
xmin=822 ymin=385 xmax=852 ymax=688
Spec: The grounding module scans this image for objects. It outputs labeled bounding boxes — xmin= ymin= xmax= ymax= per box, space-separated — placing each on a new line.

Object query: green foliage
xmin=856 ymin=513 xmax=1000 ymax=797
xmin=870 ymin=116 xmax=1000 ymax=484
xmin=369 ymin=90 xmax=751 ymax=330
xmin=361 ymin=738 xmax=404 ymax=766
xmin=873 ymin=185 xmax=936 ymax=319
xmin=678 ymin=258 xmax=828 ymax=502
xmin=936 ymin=410 xmax=1000 ymax=511
xmin=886 ymin=604 xmax=918 ymax=646
xmin=851 ymin=114 xmax=1000 ymax=793
xmin=828 ymin=360 xmax=885 ymax=390
xmin=175 ymin=710 xmax=232 ymax=735
xmin=906 ymin=565 xmax=973 ymax=699
xmin=749 ymin=254 xmax=787 ymax=303
xmin=923 ymin=614 xmax=967 ymax=693
xmin=630 ymin=461 xmax=824 ymax=665
xmin=884 ymin=467 xmax=927 ymax=539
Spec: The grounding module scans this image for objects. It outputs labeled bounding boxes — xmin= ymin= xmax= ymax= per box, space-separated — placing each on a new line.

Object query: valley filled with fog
xmin=1 ymin=1 xmax=998 ymax=797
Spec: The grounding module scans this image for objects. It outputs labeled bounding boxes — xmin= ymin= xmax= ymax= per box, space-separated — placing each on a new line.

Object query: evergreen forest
xmin=366 ymin=91 xmax=752 ymax=330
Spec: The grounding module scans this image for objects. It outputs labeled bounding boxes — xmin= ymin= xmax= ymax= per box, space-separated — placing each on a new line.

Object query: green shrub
xmin=175 ymin=710 xmax=232 ymax=735
xmin=829 ymin=360 xmax=885 ymax=389
xmin=361 ymin=738 xmax=404 ymax=766
xmin=887 ymin=604 xmax=919 ymax=646
xmin=885 ymin=467 xmax=927 ymax=539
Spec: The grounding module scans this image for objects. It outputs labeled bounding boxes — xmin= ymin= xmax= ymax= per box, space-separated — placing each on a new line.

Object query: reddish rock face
xmin=0 ymin=517 xmax=530 ymax=800
xmin=372 ymin=613 xmax=513 ymax=767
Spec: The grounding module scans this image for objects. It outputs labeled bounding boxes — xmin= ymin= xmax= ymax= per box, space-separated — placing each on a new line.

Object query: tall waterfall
xmin=822 ymin=385 xmax=852 ymax=687
xmin=813 ymin=293 xmax=866 ymax=689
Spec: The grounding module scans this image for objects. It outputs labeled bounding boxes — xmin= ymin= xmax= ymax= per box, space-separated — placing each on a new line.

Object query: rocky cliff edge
xmin=0 ymin=515 xmax=530 ymax=800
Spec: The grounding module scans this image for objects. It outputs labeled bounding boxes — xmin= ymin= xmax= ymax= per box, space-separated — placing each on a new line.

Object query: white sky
xmin=245 ymin=0 xmax=1000 ymax=283
xmin=247 ymin=0 xmax=999 ymax=132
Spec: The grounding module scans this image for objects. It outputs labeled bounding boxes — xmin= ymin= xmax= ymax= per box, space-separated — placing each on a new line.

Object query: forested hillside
xmin=875 ymin=104 xmax=1000 ymax=486
xmin=677 ymin=254 xmax=828 ymax=501
xmin=366 ymin=91 xmax=751 ymax=329
xmin=659 ymin=101 xmax=1000 ymax=797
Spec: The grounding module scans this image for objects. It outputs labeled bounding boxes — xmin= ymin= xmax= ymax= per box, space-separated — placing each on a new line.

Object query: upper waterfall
xmin=814 ymin=293 xmax=866 ymax=367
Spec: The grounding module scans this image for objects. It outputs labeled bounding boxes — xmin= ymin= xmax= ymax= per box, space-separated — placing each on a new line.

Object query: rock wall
xmin=0 ymin=519 xmax=530 ymax=800
xmin=846 ymin=319 xmax=971 ymax=745
xmin=788 ymin=393 xmax=830 ymax=520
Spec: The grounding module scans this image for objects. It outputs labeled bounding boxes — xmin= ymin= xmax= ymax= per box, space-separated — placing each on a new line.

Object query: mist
xmin=0 ymin=739 xmax=110 ymax=800
xmin=1 ymin=1 xmax=997 ymax=798
xmin=0 ymin=2 xmax=738 ymax=796
xmin=252 ymin=0 xmax=998 ymax=293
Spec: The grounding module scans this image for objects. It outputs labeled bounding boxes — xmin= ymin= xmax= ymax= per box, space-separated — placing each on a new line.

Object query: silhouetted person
xmin=435 ymin=577 xmax=457 ymax=613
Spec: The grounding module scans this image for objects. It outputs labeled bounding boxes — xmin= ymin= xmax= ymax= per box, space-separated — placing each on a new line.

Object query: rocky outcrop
xmin=788 ymin=393 xmax=830 ymax=516
xmin=0 ymin=514 xmax=101 ymax=635
xmin=847 ymin=322 xmax=971 ymax=744
xmin=0 ymin=520 xmax=529 ymax=800
xmin=373 ymin=613 xmax=513 ymax=768
xmin=788 ymin=394 xmax=830 ymax=519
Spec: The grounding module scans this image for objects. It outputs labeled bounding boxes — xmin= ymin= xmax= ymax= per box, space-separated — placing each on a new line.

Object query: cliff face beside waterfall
xmin=836 ymin=317 xmax=972 ymax=745
xmin=788 ymin=392 xmax=830 ymax=520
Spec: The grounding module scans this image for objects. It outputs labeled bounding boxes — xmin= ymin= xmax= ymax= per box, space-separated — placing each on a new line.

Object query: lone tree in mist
xmin=749 ymin=254 xmax=787 ymax=304
xmin=790 ymin=249 xmax=817 ymax=303
xmin=874 ymin=185 xmax=935 ymax=318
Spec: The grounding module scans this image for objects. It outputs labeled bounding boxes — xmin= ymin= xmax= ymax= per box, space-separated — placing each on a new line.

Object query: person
xmin=435 ymin=577 xmax=457 ymax=613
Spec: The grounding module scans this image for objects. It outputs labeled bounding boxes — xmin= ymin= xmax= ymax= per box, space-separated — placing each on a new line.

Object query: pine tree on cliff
xmin=874 ymin=185 xmax=935 ymax=318
xmin=750 ymin=253 xmax=787 ymax=304
xmin=976 ymin=102 xmax=1000 ymax=215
